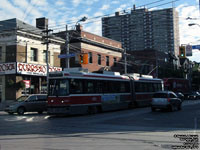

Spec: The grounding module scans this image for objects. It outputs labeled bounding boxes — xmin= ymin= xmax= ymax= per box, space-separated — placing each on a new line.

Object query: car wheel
xmin=151 ymin=107 xmax=156 ymax=112
xmin=168 ymin=105 xmax=174 ymax=112
xmin=8 ymin=112 xmax=14 ymax=115
xmin=38 ymin=111 xmax=43 ymax=114
xmin=17 ymin=107 xmax=25 ymax=115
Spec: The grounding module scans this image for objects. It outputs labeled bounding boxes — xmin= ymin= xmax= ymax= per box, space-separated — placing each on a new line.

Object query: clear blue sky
xmin=0 ymin=0 xmax=199 ymax=62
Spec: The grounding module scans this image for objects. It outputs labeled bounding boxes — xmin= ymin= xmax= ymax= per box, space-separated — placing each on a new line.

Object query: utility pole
xmin=124 ymin=48 xmax=127 ymax=74
xmin=65 ymin=25 xmax=70 ymax=68
xmin=156 ymin=50 xmax=158 ymax=78
xmin=42 ymin=25 xmax=53 ymax=94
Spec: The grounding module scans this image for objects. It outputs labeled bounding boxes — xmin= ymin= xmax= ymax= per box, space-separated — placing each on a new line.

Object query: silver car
xmin=4 ymin=94 xmax=47 ymax=115
xmin=151 ymin=91 xmax=182 ymax=112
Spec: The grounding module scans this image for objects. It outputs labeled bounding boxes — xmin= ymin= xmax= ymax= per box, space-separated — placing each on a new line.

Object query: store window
xmin=30 ymin=48 xmax=38 ymax=61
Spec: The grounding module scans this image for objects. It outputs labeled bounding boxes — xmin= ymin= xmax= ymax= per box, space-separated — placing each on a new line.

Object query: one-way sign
xmin=58 ymin=53 xmax=76 ymax=58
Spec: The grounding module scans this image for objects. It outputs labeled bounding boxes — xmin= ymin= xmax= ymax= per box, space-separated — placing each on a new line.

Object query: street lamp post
xmin=188 ymin=23 xmax=200 ymax=27
xmin=65 ymin=16 xmax=87 ymax=68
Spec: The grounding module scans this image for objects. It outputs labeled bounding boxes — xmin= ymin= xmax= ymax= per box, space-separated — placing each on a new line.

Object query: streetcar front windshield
xmin=49 ymin=79 xmax=69 ymax=96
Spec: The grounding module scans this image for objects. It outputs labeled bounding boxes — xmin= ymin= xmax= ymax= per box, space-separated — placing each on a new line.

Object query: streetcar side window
xmin=86 ymin=80 xmax=95 ymax=93
xmin=49 ymin=79 xmax=69 ymax=96
xmin=120 ymin=82 xmax=129 ymax=93
xmin=58 ymin=80 xmax=69 ymax=96
xmin=96 ymin=81 xmax=103 ymax=93
xmin=69 ymin=79 xmax=83 ymax=94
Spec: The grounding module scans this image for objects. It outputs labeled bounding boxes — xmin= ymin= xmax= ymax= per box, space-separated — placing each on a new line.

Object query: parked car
xmin=4 ymin=94 xmax=47 ymax=115
xmin=175 ymin=92 xmax=184 ymax=101
xmin=151 ymin=91 xmax=182 ymax=112
xmin=187 ymin=91 xmax=200 ymax=100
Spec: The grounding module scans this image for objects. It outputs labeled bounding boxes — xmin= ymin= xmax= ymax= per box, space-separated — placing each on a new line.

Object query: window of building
xmin=30 ymin=48 xmax=38 ymax=61
xmin=113 ymin=57 xmax=117 ymax=67
xmin=43 ymin=50 xmax=50 ymax=63
xmin=0 ymin=46 xmax=2 ymax=61
xmin=89 ymin=52 xmax=92 ymax=64
xmin=106 ymin=56 xmax=109 ymax=66
xmin=98 ymin=54 xmax=101 ymax=65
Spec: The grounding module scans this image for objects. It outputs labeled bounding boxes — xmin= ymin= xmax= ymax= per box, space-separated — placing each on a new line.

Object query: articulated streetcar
xmin=47 ymin=68 xmax=163 ymax=115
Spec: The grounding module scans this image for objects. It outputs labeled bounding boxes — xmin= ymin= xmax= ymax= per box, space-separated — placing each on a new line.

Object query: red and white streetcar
xmin=47 ymin=68 xmax=163 ymax=115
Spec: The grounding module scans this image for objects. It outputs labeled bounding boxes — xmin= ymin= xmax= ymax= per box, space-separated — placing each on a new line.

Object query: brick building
xmin=56 ymin=25 xmax=124 ymax=73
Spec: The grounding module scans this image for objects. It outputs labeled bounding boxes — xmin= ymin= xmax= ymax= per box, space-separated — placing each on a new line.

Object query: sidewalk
xmin=0 ymin=102 xmax=5 ymax=111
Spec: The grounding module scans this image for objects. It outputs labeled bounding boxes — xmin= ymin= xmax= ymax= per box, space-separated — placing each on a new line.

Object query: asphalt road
xmin=0 ymin=100 xmax=200 ymax=150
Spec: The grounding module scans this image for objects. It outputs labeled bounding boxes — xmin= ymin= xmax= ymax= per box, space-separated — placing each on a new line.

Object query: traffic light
xmin=79 ymin=53 xmax=88 ymax=64
xmin=179 ymin=46 xmax=186 ymax=58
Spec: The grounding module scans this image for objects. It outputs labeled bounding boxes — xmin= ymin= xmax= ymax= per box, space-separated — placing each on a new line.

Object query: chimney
xmin=36 ymin=17 xmax=48 ymax=29
xmin=76 ymin=24 xmax=83 ymax=31
xmin=133 ymin=5 xmax=136 ymax=10
xmin=115 ymin=12 xmax=120 ymax=16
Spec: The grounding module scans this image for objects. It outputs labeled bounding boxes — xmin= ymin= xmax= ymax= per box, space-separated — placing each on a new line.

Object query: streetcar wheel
xmin=88 ymin=106 xmax=97 ymax=114
xmin=151 ymin=107 xmax=156 ymax=112
xmin=38 ymin=111 xmax=43 ymax=114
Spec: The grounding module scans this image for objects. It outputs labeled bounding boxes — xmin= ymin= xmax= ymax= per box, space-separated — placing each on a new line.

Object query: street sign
xmin=192 ymin=45 xmax=200 ymax=49
xmin=58 ymin=53 xmax=76 ymax=58
xmin=186 ymin=45 xmax=192 ymax=56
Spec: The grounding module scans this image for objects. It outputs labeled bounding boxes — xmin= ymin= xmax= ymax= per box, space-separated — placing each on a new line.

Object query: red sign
xmin=17 ymin=63 xmax=62 ymax=76
xmin=0 ymin=63 xmax=16 ymax=74
xmin=23 ymin=80 xmax=31 ymax=88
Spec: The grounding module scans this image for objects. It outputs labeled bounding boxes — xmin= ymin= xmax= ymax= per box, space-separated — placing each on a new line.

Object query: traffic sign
xmin=58 ymin=53 xmax=75 ymax=58
xmin=186 ymin=45 xmax=192 ymax=56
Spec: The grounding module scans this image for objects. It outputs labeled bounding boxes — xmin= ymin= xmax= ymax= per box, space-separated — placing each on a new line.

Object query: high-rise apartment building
xmin=102 ymin=6 xmax=180 ymax=56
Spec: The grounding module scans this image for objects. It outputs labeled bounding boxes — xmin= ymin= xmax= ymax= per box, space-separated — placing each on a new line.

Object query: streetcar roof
xmin=49 ymin=70 xmax=163 ymax=82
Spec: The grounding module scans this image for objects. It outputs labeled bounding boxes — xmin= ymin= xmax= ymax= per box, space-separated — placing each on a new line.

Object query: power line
xmin=23 ymin=0 xmax=40 ymax=21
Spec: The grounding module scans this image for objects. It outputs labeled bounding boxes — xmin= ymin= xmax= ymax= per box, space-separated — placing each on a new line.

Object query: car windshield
xmin=153 ymin=93 xmax=168 ymax=98
xmin=17 ymin=96 xmax=28 ymax=102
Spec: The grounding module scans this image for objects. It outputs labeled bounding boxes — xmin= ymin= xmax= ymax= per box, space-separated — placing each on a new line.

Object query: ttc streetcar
xmin=47 ymin=68 xmax=163 ymax=115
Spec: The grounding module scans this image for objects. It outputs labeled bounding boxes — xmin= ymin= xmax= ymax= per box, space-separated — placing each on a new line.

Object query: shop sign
xmin=23 ymin=80 xmax=31 ymax=88
xmin=0 ymin=62 xmax=16 ymax=75
xmin=17 ymin=63 xmax=62 ymax=76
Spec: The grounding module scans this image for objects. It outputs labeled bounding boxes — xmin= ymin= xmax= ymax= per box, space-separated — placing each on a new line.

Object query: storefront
xmin=0 ymin=62 xmax=61 ymax=103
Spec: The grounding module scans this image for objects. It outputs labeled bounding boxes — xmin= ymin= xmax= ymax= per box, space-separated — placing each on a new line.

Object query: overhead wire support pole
xmin=124 ymin=48 xmax=127 ymax=74
xmin=66 ymin=25 xmax=70 ymax=68
xmin=64 ymin=16 xmax=87 ymax=69
xmin=42 ymin=26 xmax=53 ymax=94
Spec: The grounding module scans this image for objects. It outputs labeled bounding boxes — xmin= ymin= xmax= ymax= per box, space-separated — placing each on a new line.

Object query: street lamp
xmin=65 ymin=16 xmax=87 ymax=68
xmin=188 ymin=23 xmax=200 ymax=27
